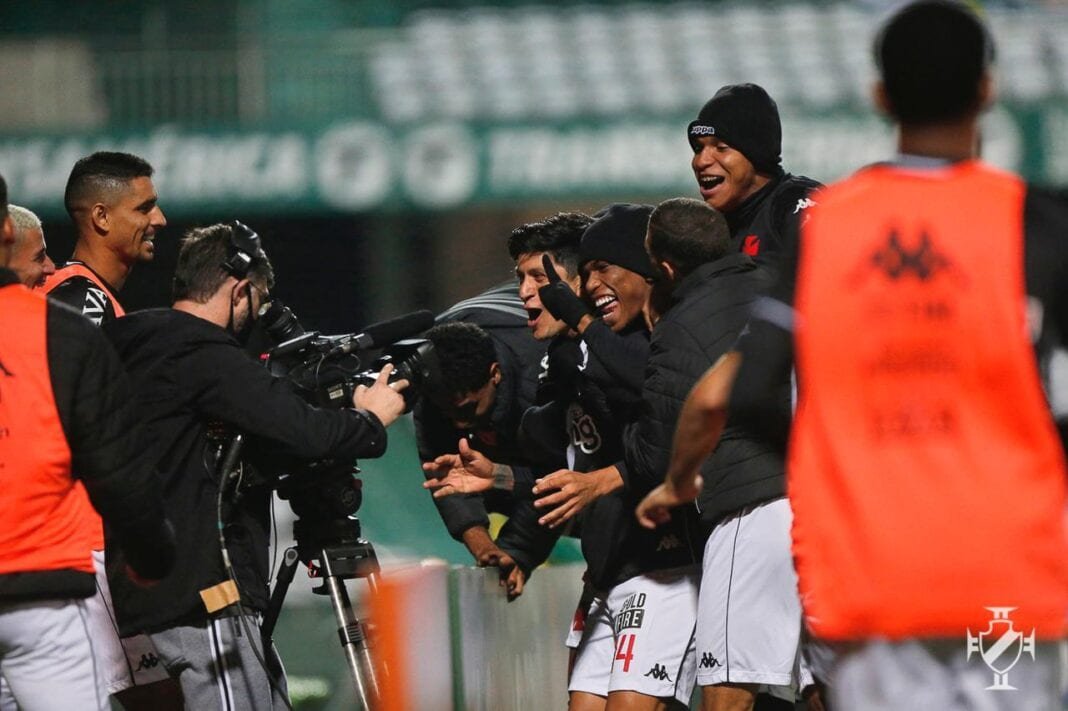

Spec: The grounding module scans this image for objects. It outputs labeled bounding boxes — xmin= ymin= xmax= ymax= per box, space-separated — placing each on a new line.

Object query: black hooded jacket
xmin=413 ymin=282 xmax=556 ymax=575
xmin=522 ymin=322 xmax=703 ymax=591
xmin=104 ymin=308 xmax=388 ymax=635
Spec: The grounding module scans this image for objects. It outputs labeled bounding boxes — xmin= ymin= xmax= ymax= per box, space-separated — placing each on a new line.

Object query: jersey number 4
xmin=614 ymin=634 xmax=636 ymax=672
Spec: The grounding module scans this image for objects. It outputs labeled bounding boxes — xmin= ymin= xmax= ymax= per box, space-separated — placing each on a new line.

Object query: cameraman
xmin=103 ymin=223 xmax=407 ymax=709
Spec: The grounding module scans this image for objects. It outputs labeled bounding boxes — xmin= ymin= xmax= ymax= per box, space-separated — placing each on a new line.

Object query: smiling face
xmin=108 ymin=176 xmax=166 ymax=264
xmin=515 ymin=251 xmax=582 ymax=340
xmin=9 ymin=225 xmax=55 ymax=289
xmin=691 ymin=135 xmax=770 ymax=213
xmin=582 ymin=259 xmax=651 ymax=332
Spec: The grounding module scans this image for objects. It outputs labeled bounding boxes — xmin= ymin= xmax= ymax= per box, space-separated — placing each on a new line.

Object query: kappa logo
xmin=967 ymin=607 xmax=1036 ymax=690
xmin=847 ymin=228 xmax=968 ymax=289
xmin=872 ymin=230 xmax=952 ymax=282
xmin=699 ymin=652 xmax=722 ymax=669
xmin=690 ymin=124 xmax=716 ymax=136
xmin=793 ymin=197 xmax=817 ymax=214
xmin=134 ymin=652 xmax=161 ymax=672
xmin=644 ymin=664 xmax=673 ymax=682
xmin=656 ymin=534 xmax=681 ymax=552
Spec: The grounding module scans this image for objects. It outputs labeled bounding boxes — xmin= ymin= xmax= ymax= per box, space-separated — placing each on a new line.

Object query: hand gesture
xmin=635 ymin=476 xmax=703 ymax=530
xmin=422 ymin=438 xmax=495 ymax=498
xmin=532 ymin=466 xmax=622 ymax=529
xmin=353 ymin=363 xmax=408 ymax=427
xmin=537 ymin=254 xmax=592 ymax=332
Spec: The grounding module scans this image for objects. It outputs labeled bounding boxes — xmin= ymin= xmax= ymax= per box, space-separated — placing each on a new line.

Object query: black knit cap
xmin=580 ymin=203 xmax=656 ymax=278
xmin=687 ymin=83 xmax=783 ymax=175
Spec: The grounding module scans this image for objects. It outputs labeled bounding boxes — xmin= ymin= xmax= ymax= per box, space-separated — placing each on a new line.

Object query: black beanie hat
xmin=580 ymin=203 xmax=656 ymax=278
xmin=687 ymin=83 xmax=783 ymax=175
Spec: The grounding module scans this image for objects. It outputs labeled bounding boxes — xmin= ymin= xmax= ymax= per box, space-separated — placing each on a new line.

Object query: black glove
xmin=537 ymin=254 xmax=592 ymax=331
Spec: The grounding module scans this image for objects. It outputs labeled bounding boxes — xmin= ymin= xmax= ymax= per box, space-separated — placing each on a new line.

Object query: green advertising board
xmin=2 ymin=101 xmax=1066 ymax=219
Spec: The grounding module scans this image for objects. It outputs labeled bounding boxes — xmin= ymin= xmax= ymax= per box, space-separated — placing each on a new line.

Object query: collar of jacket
xmin=672 ymin=252 xmax=756 ymax=303
xmin=726 ymin=172 xmax=786 ymax=234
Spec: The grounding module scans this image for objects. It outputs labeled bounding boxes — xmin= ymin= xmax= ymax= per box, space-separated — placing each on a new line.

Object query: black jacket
xmin=0 ymin=270 xmax=174 ymax=601
xmin=104 ymin=308 xmax=387 ymax=635
xmin=522 ymin=323 xmax=700 ymax=591
xmin=727 ymin=172 xmax=822 ymax=270
xmin=414 ymin=282 xmax=556 ymax=575
xmin=621 ymin=255 xmax=790 ymax=532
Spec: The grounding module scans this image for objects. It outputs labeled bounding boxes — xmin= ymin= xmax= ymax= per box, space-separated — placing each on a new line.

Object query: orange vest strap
xmin=43 ymin=263 xmax=125 ymax=317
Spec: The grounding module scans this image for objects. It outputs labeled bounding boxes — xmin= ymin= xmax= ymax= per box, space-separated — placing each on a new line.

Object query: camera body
xmin=250 ymin=299 xmax=439 ymax=535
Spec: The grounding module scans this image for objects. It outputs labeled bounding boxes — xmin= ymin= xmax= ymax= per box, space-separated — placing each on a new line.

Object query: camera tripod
xmin=260 ymin=519 xmax=383 ymax=710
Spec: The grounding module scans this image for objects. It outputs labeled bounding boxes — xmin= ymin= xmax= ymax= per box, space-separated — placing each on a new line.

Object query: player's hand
xmin=635 ymin=476 xmax=703 ymax=530
xmin=537 ymin=254 xmax=593 ymax=332
xmin=501 ymin=562 xmax=527 ymax=602
xmin=353 ymin=363 xmax=408 ymax=427
xmin=422 ymin=439 xmax=495 ymax=498
xmin=532 ymin=466 xmax=622 ymax=529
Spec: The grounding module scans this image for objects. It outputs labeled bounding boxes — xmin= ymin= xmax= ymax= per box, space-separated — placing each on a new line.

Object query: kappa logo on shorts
xmin=644 ymin=664 xmax=673 ymax=682
xmin=699 ymin=652 xmax=722 ymax=669
xmin=656 ymin=534 xmax=681 ymax=551
xmin=134 ymin=652 xmax=161 ymax=671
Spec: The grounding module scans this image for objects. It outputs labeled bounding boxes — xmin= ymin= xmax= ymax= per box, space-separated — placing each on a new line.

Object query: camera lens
xmin=259 ymin=299 xmax=305 ymax=343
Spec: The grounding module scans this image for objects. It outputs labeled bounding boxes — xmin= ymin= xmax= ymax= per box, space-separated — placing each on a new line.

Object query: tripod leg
xmin=324 ymin=574 xmax=379 ymax=709
xmin=261 ymin=547 xmax=300 ymax=650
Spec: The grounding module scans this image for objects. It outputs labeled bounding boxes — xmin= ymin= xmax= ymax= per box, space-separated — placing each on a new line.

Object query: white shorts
xmin=830 ymin=639 xmax=1068 ymax=711
xmin=86 ymin=550 xmax=171 ymax=694
xmin=567 ymin=567 xmax=699 ymax=704
xmin=696 ymin=497 xmax=810 ymax=700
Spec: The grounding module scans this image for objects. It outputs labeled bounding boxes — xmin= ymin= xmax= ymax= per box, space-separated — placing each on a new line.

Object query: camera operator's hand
xmin=353 ymin=363 xmax=408 ymax=427
xmin=422 ymin=438 xmax=496 ymax=497
xmin=538 ymin=254 xmax=595 ymax=333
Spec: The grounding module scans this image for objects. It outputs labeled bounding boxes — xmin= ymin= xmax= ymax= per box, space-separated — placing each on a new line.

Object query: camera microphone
xmin=329 ymin=310 xmax=435 ymax=356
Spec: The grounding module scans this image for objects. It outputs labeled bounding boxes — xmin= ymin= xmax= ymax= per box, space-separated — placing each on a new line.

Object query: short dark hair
xmin=646 ymin=198 xmax=731 ymax=278
xmin=64 ymin=151 xmax=155 ymax=218
xmin=507 ymin=212 xmax=592 ymax=279
xmin=875 ymin=0 xmax=994 ymax=126
xmin=424 ymin=321 xmax=497 ymax=397
xmin=172 ymin=223 xmax=275 ymax=303
xmin=0 ymin=173 xmax=7 ymax=220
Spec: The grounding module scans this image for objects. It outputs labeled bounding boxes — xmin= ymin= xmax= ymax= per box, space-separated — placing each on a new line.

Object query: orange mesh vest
xmin=790 ymin=161 xmax=1068 ymax=640
xmin=0 ymin=284 xmax=94 ymax=575
xmin=43 ymin=263 xmax=126 ymax=317
xmin=42 ymin=263 xmax=120 ymax=549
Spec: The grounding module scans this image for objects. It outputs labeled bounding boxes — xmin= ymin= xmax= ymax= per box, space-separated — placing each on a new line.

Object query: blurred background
xmin=2 ymin=0 xmax=1067 ymax=707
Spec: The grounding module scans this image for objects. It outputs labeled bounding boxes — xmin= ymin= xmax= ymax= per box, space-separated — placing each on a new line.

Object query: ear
xmin=1 ymin=214 xmax=14 ymax=246
xmin=872 ymin=81 xmax=893 ymax=117
xmin=659 ymin=260 xmax=677 ymax=282
xmin=489 ymin=362 xmax=502 ymax=386
xmin=977 ymin=71 xmax=995 ymax=110
xmin=89 ymin=203 xmax=110 ymax=235
xmin=231 ymin=277 xmax=251 ymax=305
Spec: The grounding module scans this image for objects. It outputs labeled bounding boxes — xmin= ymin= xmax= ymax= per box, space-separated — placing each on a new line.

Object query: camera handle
xmin=262 ymin=540 xmax=383 ymax=710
